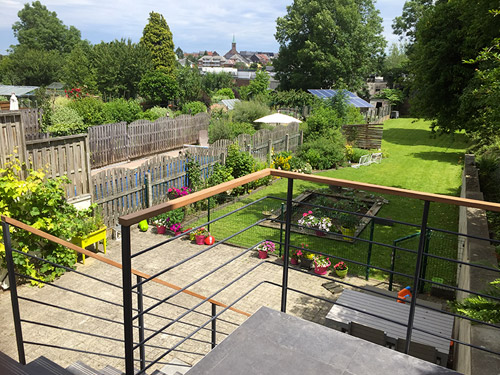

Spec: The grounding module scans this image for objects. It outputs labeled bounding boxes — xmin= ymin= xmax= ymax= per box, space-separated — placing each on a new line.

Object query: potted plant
xmin=169 ymin=223 xmax=183 ymax=236
xmin=290 ymin=248 xmax=302 ymax=265
xmin=313 ymin=255 xmax=331 ymax=275
xmin=297 ymin=211 xmax=332 ymax=236
xmin=299 ymin=243 xmax=314 ymax=269
xmin=71 ymin=207 xmax=107 ymax=264
xmin=333 ymin=261 xmax=348 ymax=278
xmin=255 ymin=241 xmax=275 ymax=259
xmin=338 ymin=213 xmax=357 ymax=241
xmin=152 ymin=213 xmax=170 ymax=234
xmin=193 ymin=227 xmax=209 ymax=245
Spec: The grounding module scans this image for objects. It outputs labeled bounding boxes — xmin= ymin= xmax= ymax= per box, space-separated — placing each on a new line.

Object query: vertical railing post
xmin=211 ymin=303 xmax=217 ymax=349
xmin=279 ymin=203 xmax=284 ymax=257
xmin=207 ymin=197 xmax=211 ymax=232
xmin=389 ymin=242 xmax=396 ymax=292
xmin=404 ymin=200 xmax=431 ymax=354
xmin=281 ymin=178 xmax=293 ymax=313
xmin=121 ymin=224 xmax=134 ymax=375
xmin=419 ymin=229 xmax=431 ymax=293
xmin=1 ymin=220 xmax=26 ymax=365
xmin=136 ymin=275 xmax=145 ymax=372
xmin=365 ymin=219 xmax=375 ymax=280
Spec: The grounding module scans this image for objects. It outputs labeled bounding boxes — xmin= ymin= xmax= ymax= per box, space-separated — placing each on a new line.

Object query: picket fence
xmin=342 ymin=123 xmax=384 ymax=150
xmin=88 ymin=113 xmax=210 ymax=168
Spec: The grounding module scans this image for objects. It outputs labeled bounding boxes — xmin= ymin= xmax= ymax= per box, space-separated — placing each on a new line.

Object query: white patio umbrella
xmin=254 ymin=113 xmax=302 ymax=125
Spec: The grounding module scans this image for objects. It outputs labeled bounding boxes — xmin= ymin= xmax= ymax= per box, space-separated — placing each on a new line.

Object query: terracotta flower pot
xmin=156 ymin=225 xmax=166 ymax=234
xmin=290 ymin=257 xmax=299 ymax=265
xmin=258 ymin=250 xmax=268 ymax=259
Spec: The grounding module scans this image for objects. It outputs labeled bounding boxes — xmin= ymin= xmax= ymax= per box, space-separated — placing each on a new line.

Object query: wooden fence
xmin=211 ymin=123 xmax=303 ymax=163
xmin=342 ymin=123 xmax=384 ymax=150
xmin=0 ymin=111 xmax=28 ymax=168
xmin=92 ymin=147 xmax=222 ymax=228
xmin=364 ymin=104 xmax=391 ymax=124
xmin=26 ymin=135 xmax=91 ymax=198
xmin=88 ymin=113 xmax=210 ymax=168
xmin=21 ymin=108 xmax=44 ymax=141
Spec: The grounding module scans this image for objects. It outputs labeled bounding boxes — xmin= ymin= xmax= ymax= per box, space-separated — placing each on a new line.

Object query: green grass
xmin=192 ymin=118 xmax=470 ymax=287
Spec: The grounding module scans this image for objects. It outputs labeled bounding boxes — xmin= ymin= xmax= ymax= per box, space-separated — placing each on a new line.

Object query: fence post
xmin=281 ymin=178 xmax=293 ymax=313
xmin=220 ymin=152 xmax=226 ymax=165
xmin=136 ymin=275 xmax=146 ymax=372
xmin=211 ymin=303 xmax=217 ymax=349
xmin=299 ymin=130 xmax=303 ymax=147
xmin=145 ymin=172 xmax=152 ymax=208
xmin=285 ymin=134 xmax=290 ymax=152
xmin=267 ymin=139 xmax=272 ymax=166
xmin=121 ymin=224 xmax=134 ymax=375
xmin=404 ymin=200 xmax=431 ymax=355
xmin=1 ymin=220 xmax=26 ymax=365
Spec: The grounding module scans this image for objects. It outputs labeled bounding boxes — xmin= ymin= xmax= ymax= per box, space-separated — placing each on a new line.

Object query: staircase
xmin=0 ymin=352 xmax=191 ymax=375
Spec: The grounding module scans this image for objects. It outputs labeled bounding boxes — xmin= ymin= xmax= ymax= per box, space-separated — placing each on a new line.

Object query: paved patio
xmin=0 ymin=226 xmax=394 ymax=373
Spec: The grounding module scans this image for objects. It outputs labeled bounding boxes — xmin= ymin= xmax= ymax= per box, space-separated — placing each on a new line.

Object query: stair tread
xmin=0 ymin=352 xmax=30 ymax=375
xmin=99 ymin=365 xmax=124 ymax=375
xmin=159 ymin=358 xmax=191 ymax=375
xmin=66 ymin=361 xmax=101 ymax=375
xmin=25 ymin=356 xmax=74 ymax=375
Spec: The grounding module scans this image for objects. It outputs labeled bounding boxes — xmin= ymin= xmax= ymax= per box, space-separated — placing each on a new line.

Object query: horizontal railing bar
xmin=134 ymin=259 xmax=269 ymax=351
xmin=23 ymin=341 xmax=126 ymax=360
xmin=14 ymin=273 xmax=124 ymax=308
xmin=133 ymin=244 xmax=259 ymax=320
xmin=119 ymin=169 xmax=272 ymax=226
xmin=1 ymin=216 xmax=249 ymax=317
xmin=133 ymin=342 xmax=205 ymax=357
xmin=427 ymin=226 xmax=500 ymax=245
xmin=421 ymin=251 xmax=500 ymax=274
xmin=21 ymin=319 xmax=124 ymax=343
xmin=131 ymin=196 xmax=268 ymax=259
xmin=133 ymin=219 xmax=266 ymax=290
xmin=10 ymin=248 xmax=123 ymax=289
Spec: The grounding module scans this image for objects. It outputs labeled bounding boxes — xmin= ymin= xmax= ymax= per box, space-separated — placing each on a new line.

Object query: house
xmin=223 ymin=36 xmax=251 ymax=67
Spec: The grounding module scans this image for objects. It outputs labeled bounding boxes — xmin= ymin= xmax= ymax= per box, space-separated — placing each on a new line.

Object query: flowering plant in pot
xmin=313 ymin=255 xmax=331 ymax=275
xmin=333 ymin=261 xmax=348 ymax=278
xmin=290 ymin=248 xmax=302 ymax=265
xmin=152 ymin=213 xmax=170 ymax=234
xmin=255 ymin=241 xmax=275 ymax=259
xmin=300 ymin=243 xmax=314 ymax=269
xmin=169 ymin=223 xmax=183 ymax=236
xmin=167 ymin=186 xmax=193 ymax=199
xmin=192 ymin=227 xmax=209 ymax=245
xmin=298 ymin=211 xmax=331 ymax=236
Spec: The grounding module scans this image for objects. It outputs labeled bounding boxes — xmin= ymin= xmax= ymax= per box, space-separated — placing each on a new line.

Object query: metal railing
xmin=3 ymin=168 xmax=500 ymax=374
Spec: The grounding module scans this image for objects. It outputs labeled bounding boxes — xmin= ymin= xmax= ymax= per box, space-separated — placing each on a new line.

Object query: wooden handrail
xmin=1 ymin=215 xmax=250 ymax=317
xmin=119 ymin=168 xmax=500 ymax=226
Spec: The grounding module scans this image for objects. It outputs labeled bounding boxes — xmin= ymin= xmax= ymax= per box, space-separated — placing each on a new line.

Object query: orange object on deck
xmin=397 ymin=286 xmax=412 ymax=304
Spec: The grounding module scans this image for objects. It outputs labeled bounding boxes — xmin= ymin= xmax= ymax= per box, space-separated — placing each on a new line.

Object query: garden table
xmin=325 ymin=289 xmax=454 ymax=365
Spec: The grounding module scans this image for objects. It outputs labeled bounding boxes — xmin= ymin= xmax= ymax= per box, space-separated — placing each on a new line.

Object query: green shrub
xmin=269 ymin=89 xmax=319 ymax=108
xmin=48 ymin=106 xmax=85 ymax=135
xmin=226 ymin=143 xmax=254 ymax=179
xmin=232 ymin=100 xmax=271 ymax=125
xmin=139 ymin=70 xmax=179 ymax=105
xmin=207 ymin=164 xmax=234 ymax=203
xmin=208 ymin=120 xmax=256 ymax=143
xmin=103 ymin=98 xmax=142 ymax=123
xmin=140 ymin=106 xmax=173 ymax=121
xmin=67 ymin=97 xmax=110 ymax=126
xmin=299 ymin=130 xmax=346 ymax=170
xmin=450 ymin=279 xmax=500 ymax=323
xmin=212 ymin=88 xmax=235 ymax=103
xmin=182 ymin=101 xmax=207 ymax=115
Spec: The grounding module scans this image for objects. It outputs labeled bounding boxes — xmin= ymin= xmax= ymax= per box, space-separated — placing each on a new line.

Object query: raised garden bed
xmin=260 ymin=189 xmax=387 ymax=243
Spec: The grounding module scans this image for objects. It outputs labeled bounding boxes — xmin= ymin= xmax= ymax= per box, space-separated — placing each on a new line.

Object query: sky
xmin=0 ymin=0 xmax=404 ymax=56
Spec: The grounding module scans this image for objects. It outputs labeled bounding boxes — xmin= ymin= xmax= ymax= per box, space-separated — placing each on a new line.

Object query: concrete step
xmin=99 ymin=365 xmax=124 ymax=375
xmin=25 ymin=356 xmax=74 ymax=375
xmin=0 ymin=352 xmax=30 ymax=375
xmin=158 ymin=358 xmax=191 ymax=375
xmin=66 ymin=361 xmax=101 ymax=375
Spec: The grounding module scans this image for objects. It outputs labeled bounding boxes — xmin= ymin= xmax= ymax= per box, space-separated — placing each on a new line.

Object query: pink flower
xmin=297 ymin=250 xmax=302 ymax=256
xmin=308 ymin=210 xmax=312 ymax=214
xmin=303 ymin=213 xmax=307 ymax=217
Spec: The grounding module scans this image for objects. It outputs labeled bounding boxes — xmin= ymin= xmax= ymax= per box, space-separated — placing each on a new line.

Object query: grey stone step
xmin=66 ymin=361 xmax=101 ymax=375
xmin=25 ymin=356 xmax=74 ymax=375
xmin=158 ymin=358 xmax=191 ymax=375
xmin=99 ymin=365 xmax=125 ymax=375
xmin=0 ymin=351 xmax=30 ymax=375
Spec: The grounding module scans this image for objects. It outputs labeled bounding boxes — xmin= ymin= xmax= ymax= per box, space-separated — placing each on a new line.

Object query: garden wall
xmin=455 ymin=154 xmax=500 ymax=374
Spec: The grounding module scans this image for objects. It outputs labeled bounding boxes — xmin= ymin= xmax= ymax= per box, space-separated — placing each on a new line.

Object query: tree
xmin=177 ymin=66 xmax=202 ymax=104
xmin=139 ymin=70 xmax=179 ymax=105
xmin=373 ymin=88 xmax=405 ymax=106
xmin=175 ymin=47 xmax=184 ymax=59
xmin=62 ymin=43 xmax=97 ymax=92
xmin=274 ymin=0 xmax=385 ymax=91
xmin=12 ymin=1 xmax=81 ymax=53
xmin=409 ymin=0 xmax=500 ymax=134
xmin=140 ymin=11 xmax=177 ymax=75
xmin=392 ymin=0 xmax=433 ymax=48
xmin=241 ymin=70 xmax=270 ymax=100
xmin=201 ymin=72 xmax=234 ymax=94
xmin=92 ymin=39 xmax=152 ymax=99
xmin=382 ymin=43 xmax=409 ymax=89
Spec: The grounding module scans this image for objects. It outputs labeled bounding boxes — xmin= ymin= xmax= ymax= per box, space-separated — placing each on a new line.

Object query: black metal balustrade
xmin=2 ymin=168 xmax=500 ymax=374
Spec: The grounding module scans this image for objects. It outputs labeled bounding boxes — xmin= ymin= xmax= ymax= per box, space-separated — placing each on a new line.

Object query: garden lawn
xmin=192 ymin=118 xmax=470 ymax=287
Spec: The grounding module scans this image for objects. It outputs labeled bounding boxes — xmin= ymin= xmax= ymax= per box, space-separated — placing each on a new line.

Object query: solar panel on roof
xmin=307 ymin=89 xmax=373 ymax=108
